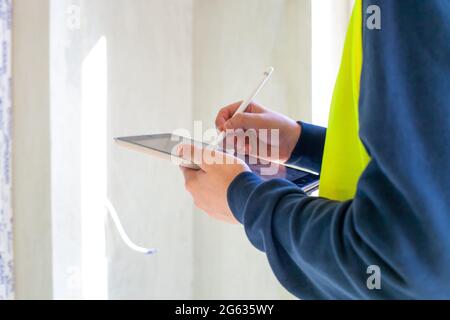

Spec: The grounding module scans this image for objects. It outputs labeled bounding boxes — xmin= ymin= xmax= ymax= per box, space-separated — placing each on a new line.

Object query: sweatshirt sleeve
xmin=286 ymin=122 xmax=326 ymax=174
xmin=227 ymin=0 xmax=450 ymax=300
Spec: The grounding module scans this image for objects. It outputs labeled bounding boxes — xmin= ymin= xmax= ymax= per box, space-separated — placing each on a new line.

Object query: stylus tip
xmin=264 ymin=66 xmax=275 ymax=76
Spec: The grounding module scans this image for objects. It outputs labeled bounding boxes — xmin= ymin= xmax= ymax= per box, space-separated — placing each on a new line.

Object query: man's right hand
xmin=215 ymin=101 xmax=302 ymax=163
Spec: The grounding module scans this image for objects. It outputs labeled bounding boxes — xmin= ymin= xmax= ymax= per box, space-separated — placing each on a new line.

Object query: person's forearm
xmin=227 ymin=0 xmax=450 ymax=300
xmin=227 ymin=166 xmax=450 ymax=300
xmin=286 ymin=122 xmax=326 ymax=174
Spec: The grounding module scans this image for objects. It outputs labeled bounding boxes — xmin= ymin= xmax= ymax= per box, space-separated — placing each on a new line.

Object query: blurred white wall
xmin=50 ymin=0 xmax=311 ymax=299
xmin=312 ymin=0 xmax=354 ymax=126
xmin=13 ymin=0 xmax=350 ymax=300
xmin=50 ymin=0 xmax=195 ymax=299
xmin=192 ymin=0 xmax=311 ymax=299
xmin=12 ymin=0 xmax=53 ymax=300
xmin=102 ymin=0 xmax=195 ymax=299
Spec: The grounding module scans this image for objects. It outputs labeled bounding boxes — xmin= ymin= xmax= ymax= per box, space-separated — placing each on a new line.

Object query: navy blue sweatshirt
xmin=227 ymin=0 xmax=450 ymax=299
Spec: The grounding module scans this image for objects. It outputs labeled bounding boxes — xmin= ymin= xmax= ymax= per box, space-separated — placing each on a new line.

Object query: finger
xmin=180 ymin=165 xmax=199 ymax=181
xmin=229 ymin=135 xmax=252 ymax=155
xmin=224 ymin=112 xmax=267 ymax=130
xmin=215 ymin=102 xmax=243 ymax=131
xmin=180 ymin=165 xmax=197 ymax=179
xmin=180 ymin=166 xmax=204 ymax=194
xmin=237 ymin=142 xmax=252 ymax=155
xmin=216 ymin=102 xmax=268 ymax=131
xmin=178 ymin=144 xmax=217 ymax=171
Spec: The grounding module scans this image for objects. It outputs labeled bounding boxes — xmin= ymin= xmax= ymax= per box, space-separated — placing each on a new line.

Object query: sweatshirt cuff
xmin=227 ymin=172 xmax=264 ymax=224
xmin=287 ymin=122 xmax=326 ymax=173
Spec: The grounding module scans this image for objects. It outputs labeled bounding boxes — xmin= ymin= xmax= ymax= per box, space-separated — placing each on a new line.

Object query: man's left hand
xmin=178 ymin=144 xmax=250 ymax=224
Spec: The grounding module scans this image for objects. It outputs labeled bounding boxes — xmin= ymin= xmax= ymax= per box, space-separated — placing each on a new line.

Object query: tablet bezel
xmin=115 ymin=134 xmax=320 ymax=194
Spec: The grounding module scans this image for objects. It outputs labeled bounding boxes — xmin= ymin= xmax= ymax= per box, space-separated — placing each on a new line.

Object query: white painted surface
xmin=0 ymin=0 xmax=13 ymax=301
xmin=80 ymin=36 xmax=108 ymax=299
xmin=50 ymin=0 xmax=83 ymax=299
xmin=312 ymin=0 xmax=353 ymax=127
xmin=50 ymin=0 xmax=194 ymax=299
xmin=192 ymin=0 xmax=311 ymax=299
xmin=16 ymin=0 xmax=319 ymax=299
xmin=12 ymin=0 xmax=53 ymax=299
xmin=103 ymin=0 xmax=194 ymax=299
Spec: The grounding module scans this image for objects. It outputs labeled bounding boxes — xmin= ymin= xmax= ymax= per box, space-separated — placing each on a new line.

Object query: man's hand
xmin=216 ymin=102 xmax=301 ymax=162
xmin=179 ymin=144 xmax=250 ymax=224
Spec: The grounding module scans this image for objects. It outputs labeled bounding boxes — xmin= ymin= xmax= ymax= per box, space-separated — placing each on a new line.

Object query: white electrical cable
xmin=105 ymin=199 xmax=157 ymax=255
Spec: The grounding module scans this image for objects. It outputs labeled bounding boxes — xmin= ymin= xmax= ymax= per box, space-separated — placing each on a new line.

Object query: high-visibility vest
xmin=319 ymin=0 xmax=371 ymax=201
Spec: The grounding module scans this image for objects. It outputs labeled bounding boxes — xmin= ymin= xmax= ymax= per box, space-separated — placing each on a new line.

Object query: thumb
xmin=177 ymin=144 xmax=216 ymax=171
xmin=224 ymin=113 xmax=266 ymax=131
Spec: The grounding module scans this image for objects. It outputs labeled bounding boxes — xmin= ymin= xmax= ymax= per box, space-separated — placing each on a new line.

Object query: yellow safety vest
xmin=319 ymin=0 xmax=371 ymax=201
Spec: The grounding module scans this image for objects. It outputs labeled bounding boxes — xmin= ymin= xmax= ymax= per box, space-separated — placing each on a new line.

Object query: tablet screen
xmin=119 ymin=134 xmax=195 ymax=156
xmin=116 ymin=134 xmax=319 ymax=192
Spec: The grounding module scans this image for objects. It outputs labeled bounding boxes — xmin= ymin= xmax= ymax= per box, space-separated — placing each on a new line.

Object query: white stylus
xmin=105 ymin=199 xmax=157 ymax=255
xmin=212 ymin=67 xmax=274 ymax=147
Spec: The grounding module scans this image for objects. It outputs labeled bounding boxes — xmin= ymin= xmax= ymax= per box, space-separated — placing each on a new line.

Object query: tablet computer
xmin=115 ymin=133 xmax=320 ymax=194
